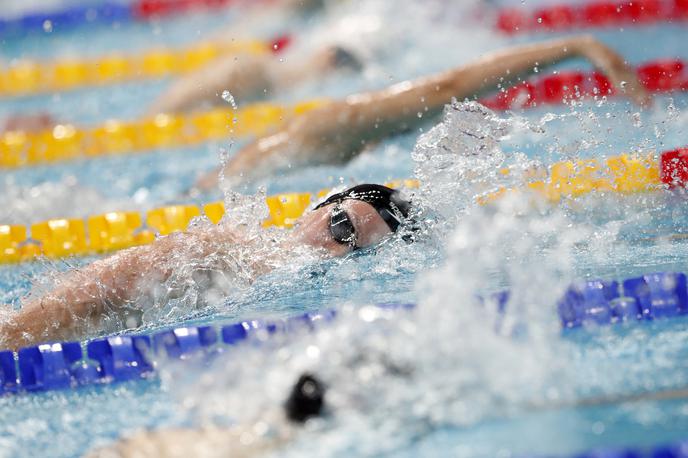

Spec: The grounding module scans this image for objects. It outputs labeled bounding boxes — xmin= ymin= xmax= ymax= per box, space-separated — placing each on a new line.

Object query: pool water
xmin=2 ymin=0 xmax=688 ymax=456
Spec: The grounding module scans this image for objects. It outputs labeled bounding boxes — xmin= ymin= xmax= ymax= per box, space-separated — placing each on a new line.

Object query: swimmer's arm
xmin=359 ymin=35 xmax=649 ymax=125
xmin=86 ymin=423 xmax=292 ymax=457
xmin=0 ymin=228 xmax=229 ymax=350
xmin=201 ymin=36 xmax=646 ymax=188
xmin=147 ymin=53 xmax=272 ymax=116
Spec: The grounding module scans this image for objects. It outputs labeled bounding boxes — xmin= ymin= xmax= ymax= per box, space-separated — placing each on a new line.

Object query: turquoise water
xmin=2 ymin=0 xmax=688 ymax=456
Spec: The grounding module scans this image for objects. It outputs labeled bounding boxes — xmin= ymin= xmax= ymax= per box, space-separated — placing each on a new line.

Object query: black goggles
xmin=329 ymin=204 xmax=358 ymax=250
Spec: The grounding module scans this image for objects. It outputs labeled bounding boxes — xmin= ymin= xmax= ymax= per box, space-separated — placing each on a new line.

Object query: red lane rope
xmin=133 ymin=0 xmax=234 ymax=18
xmin=497 ymin=0 xmax=688 ymax=34
xmin=480 ymin=58 xmax=686 ymax=110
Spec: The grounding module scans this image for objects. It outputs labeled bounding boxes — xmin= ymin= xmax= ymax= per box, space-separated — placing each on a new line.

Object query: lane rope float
xmin=479 ymin=58 xmax=687 ymax=111
xmin=2 ymin=269 xmax=688 ymax=394
xmin=0 ymin=35 xmax=290 ymax=97
xmin=0 ymin=0 xmax=238 ymax=37
xmin=0 ymin=97 xmax=326 ymax=168
xmin=496 ymin=0 xmax=688 ymax=35
xmin=478 ymin=146 xmax=688 ymax=205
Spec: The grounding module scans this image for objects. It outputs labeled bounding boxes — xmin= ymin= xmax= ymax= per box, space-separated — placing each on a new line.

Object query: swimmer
xmin=0 ymin=184 xmax=411 ymax=350
xmin=197 ymin=35 xmax=650 ymax=190
xmin=0 ymin=45 xmax=362 ymax=133
xmin=147 ymin=44 xmax=363 ymax=116
xmin=86 ymin=343 xmax=688 ymax=457
xmin=86 ymin=373 xmax=327 ymax=458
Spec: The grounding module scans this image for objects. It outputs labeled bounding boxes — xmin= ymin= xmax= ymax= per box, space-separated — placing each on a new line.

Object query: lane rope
xmin=496 ymin=0 xmax=688 ymax=35
xmin=0 ymin=0 xmax=238 ymax=36
xmin=479 ymin=58 xmax=687 ymax=111
xmin=2 ymin=269 xmax=688 ymax=394
xmin=0 ymin=35 xmax=290 ymax=97
xmin=0 ymin=97 xmax=326 ymax=168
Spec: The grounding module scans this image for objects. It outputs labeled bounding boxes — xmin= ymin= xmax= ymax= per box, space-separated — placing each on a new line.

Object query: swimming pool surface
xmin=2 ymin=0 xmax=688 ymax=456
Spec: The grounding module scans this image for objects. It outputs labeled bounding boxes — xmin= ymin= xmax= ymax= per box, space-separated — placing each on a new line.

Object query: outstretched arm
xmin=0 ymin=226 xmax=235 ymax=350
xmin=203 ymin=35 xmax=648 ymax=188
xmin=86 ymin=423 xmax=291 ymax=458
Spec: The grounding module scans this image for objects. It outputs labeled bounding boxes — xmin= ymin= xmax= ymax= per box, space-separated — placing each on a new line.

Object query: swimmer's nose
xmin=284 ymin=373 xmax=326 ymax=423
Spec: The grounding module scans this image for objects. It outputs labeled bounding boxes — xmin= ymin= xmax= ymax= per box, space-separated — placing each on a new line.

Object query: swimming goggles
xmin=329 ymin=204 xmax=359 ymax=250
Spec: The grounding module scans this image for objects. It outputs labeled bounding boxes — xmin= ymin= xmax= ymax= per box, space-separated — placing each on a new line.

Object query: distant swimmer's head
xmin=314 ymin=45 xmax=364 ymax=74
xmin=285 ymin=373 xmax=326 ymax=423
xmin=295 ymin=184 xmax=412 ymax=257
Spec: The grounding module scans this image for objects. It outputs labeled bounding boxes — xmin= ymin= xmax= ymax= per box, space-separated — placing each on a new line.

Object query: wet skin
xmin=293 ymin=200 xmax=393 ymax=257
xmin=0 ymin=199 xmax=395 ymax=349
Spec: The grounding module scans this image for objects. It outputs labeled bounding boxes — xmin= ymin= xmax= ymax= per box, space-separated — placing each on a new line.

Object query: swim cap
xmin=285 ymin=373 xmax=326 ymax=423
xmin=314 ymin=184 xmax=412 ymax=232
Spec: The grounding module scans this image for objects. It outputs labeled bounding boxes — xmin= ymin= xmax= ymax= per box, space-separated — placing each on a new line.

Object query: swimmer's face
xmin=294 ymin=200 xmax=392 ymax=257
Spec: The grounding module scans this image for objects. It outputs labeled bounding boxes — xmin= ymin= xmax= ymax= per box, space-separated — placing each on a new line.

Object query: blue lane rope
xmin=0 ymin=3 xmax=132 ymax=36
xmin=530 ymin=441 xmax=688 ymax=457
xmin=2 ymin=270 xmax=688 ymax=394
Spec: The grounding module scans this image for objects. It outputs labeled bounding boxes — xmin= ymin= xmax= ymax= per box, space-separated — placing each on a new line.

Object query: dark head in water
xmin=295 ymin=184 xmax=413 ymax=256
xmin=314 ymin=184 xmax=412 ymax=233
xmin=285 ymin=373 xmax=327 ymax=423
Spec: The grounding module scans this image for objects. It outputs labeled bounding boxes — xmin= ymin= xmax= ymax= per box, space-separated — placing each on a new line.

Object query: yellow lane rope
xmin=0 ymin=99 xmax=327 ymax=168
xmin=477 ymin=153 xmax=661 ymax=205
xmin=0 ymin=179 xmax=420 ymax=264
xmin=0 ymin=40 xmax=269 ymax=97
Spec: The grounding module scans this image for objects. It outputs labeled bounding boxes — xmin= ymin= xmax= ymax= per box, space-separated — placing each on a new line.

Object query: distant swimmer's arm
xmin=0 ymin=227 xmax=233 ymax=350
xmin=439 ymin=34 xmax=649 ymax=105
xmin=146 ymin=53 xmax=272 ymax=116
xmin=342 ymin=34 xmax=649 ymax=128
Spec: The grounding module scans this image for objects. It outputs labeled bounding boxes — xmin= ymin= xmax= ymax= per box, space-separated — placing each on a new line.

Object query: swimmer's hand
xmin=571 ymin=35 xmax=651 ymax=107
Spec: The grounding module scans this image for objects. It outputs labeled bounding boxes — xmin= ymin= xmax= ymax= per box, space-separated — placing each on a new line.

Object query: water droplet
xmin=222 ymin=90 xmax=238 ymax=110
xmin=632 ymin=112 xmax=642 ymax=128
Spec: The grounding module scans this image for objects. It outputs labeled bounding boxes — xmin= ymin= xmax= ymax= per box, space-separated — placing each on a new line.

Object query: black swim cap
xmin=314 ymin=184 xmax=412 ymax=233
xmin=285 ymin=373 xmax=326 ymax=423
